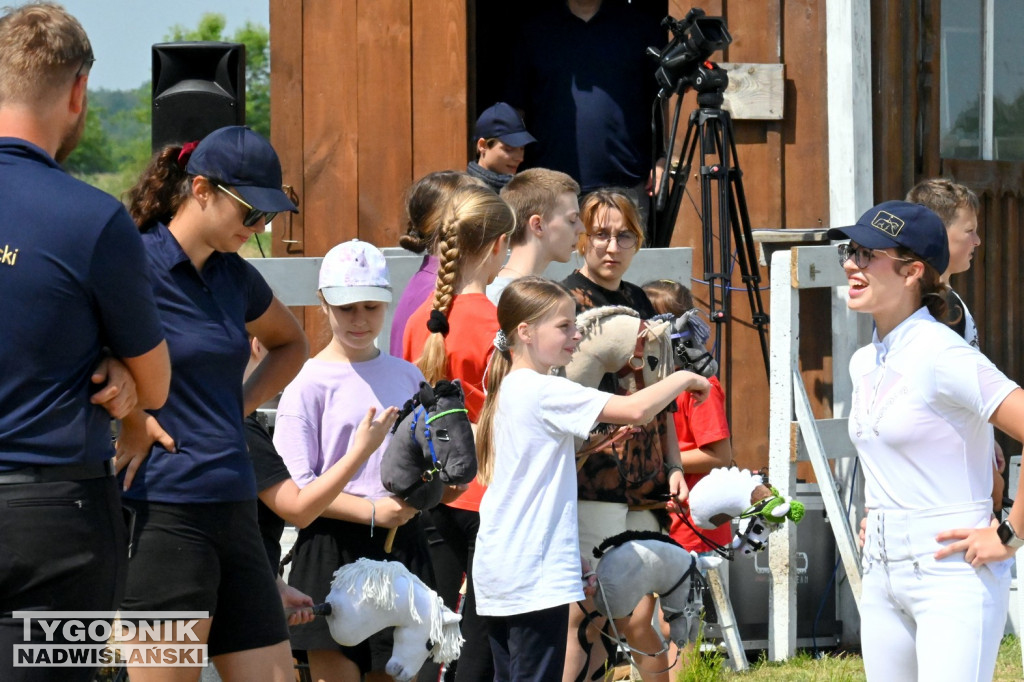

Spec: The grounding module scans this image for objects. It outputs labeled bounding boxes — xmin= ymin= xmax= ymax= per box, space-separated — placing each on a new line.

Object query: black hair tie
xmin=426 ymin=309 xmax=450 ymax=337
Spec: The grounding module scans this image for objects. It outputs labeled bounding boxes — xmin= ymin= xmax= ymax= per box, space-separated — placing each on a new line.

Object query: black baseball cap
xmin=474 ymin=102 xmax=537 ymax=147
xmin=186 ymin=126 xmax=298 ymax=214
xmin=827 ymin=200 xmax=949 ymax=274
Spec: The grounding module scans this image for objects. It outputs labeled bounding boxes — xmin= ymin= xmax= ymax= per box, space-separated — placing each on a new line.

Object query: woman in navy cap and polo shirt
xmin=467 ymin=101 xmax=536 ymax=192
xmin=830 ymin=200 xmax=1024 ymax=681
xmin=115 ymin=126 xmax=309 ymax=681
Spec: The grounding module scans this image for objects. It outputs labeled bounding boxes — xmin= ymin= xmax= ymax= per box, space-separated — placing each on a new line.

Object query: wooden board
xmin=721 ymin=63 xmax=784 ymax=120
xmin=412 ymin=0 xmax=468 ymax=178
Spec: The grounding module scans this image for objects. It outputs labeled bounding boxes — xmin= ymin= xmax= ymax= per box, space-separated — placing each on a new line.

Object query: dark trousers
xmin=488 ymin=604 xmax=570 ymax=682
xmin=0 ymin=476 xmax=128 ymax=682
xmin=422 ymin=504 xmax=493 ymax=682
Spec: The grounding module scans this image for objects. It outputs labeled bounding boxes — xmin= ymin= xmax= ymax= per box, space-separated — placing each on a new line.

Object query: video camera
xmin=647 ymin=8 xmax=732 ymax=98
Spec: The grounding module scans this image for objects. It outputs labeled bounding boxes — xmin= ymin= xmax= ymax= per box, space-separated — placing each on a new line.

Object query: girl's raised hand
xmin=351 ymin=406 xmax=400 ymax=458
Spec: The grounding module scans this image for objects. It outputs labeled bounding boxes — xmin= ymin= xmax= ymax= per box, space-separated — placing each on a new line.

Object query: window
xmin=941 ymin=0 xmax=1024 ymax=160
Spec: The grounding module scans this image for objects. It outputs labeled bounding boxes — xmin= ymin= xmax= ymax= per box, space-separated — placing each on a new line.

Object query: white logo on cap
xmin=870 ymin=211 xmax=904 ymax=237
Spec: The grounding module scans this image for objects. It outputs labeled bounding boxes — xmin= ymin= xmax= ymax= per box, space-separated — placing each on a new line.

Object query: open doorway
xmin=469 ymin=0 xmax=669 ymax=145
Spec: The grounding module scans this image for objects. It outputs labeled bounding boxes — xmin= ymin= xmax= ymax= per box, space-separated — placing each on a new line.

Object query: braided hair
xmin=415 ymin=184 xmax=515 ymax=384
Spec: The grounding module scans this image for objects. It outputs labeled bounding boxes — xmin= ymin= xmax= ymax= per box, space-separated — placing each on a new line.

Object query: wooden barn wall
xmin=943 ymin=160 xmax=1024 ymax=454
xmin=269 ymin=0 xmax=467 ymax=346
xmin=270 ymin=0 xmax=838 ymax=472
xmin=666 ymin=0 xmax=832 ymax=472
xmin=872 ymin=0 xmax=1024 ymax=453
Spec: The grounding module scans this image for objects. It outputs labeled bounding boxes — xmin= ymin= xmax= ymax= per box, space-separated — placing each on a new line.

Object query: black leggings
xmin=422 ymin=504 xmax=494 ymax=682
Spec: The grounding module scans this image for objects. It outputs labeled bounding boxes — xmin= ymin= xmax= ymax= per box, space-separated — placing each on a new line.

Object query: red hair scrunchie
xmin=177 ymin=140 xmax=200 ymax=168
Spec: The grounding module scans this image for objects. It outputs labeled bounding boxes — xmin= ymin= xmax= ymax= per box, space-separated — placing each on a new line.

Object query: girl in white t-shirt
xmin=829 ymin=200 xmax=1024 ymax=681
xmin=472 ymin=276 xmax=709 ymax=682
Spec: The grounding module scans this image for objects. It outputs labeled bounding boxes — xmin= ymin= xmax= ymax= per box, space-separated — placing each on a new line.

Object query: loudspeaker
xmin=151 ymin=42 xmax=245 ymax=152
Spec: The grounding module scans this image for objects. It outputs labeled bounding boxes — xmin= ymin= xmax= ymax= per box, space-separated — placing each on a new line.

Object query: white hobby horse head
xmin=687 ymin=466 xmax=806 ymax=555
xmin=591 ymin=530 xmax=715 ymax=650
xmin=321 ymin=558 xmax=462 ymax=681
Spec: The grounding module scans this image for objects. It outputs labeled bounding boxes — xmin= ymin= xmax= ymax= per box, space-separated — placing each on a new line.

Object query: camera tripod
xmin=650 ymin=81 xmax=770 ymax=377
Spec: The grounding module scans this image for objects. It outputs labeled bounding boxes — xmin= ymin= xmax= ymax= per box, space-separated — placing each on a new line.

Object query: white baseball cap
xmin=318 ymin=239 xmax=393 ymax=306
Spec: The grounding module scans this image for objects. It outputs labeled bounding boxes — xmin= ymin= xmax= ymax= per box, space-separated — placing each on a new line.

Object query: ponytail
xmin=476 ymin=343 xmax=511 ymax=485
xmin=416 ymin=214 xmax=460 ymax=384
xmin=126 ymin=144 xmax=194 ymax=230
xmin=474 ymin=276 xmax=572 ymax=485
xmin=398 ymin=170 xmax=482 ymax=254
xmin=895 ymin=247 xmax=950 ymax=323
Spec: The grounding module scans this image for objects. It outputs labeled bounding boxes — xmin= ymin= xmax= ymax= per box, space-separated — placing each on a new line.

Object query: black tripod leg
xmin=698 ymin=113 xmax=729 ymax=335
xmin=720 ymin=114 xmax=770 ymax=375
xmin=659 ymin=106 xmax=701 ymax=249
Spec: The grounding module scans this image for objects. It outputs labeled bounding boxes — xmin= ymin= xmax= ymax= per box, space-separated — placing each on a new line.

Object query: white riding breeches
xmin=860 ymin=502 xmax=1011 ymax=682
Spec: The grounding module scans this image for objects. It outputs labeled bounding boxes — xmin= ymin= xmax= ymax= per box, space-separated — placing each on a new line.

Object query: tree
xmin=63 ymin=102 xmax=113 ymax=175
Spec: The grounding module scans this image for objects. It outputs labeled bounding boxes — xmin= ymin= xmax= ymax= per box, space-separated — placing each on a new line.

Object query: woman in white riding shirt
xmin=829 ymin=200 xmax=1024 ymax=681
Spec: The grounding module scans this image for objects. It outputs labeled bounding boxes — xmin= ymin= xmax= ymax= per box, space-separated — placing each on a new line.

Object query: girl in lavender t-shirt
xmin=274 ymin=240 xmax=431 ymax=682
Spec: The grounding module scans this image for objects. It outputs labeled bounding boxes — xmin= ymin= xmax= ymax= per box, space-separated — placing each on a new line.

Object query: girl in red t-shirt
xmin=642 ymin=279 xmax=734 ymax=552
xmin=402 ymin=184 xmax=514 ymax=681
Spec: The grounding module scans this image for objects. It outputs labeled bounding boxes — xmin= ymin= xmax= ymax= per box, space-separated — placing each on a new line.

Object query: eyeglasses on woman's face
xmin=588 ymin=229 xmax=638 ymax=250
xmin=837 ymin=242 xmax=913 ymax=269
xmin=217 ymin=185 xmax=278 ymax=228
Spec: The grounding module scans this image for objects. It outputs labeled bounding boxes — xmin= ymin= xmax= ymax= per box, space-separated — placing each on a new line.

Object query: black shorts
xmin=120 ymin=499 xmax=289 ymax=657
xmin=0 ymin=475 xmax=129 ymax=682
xmin=286 ymin=514 xmax=432 ymax=673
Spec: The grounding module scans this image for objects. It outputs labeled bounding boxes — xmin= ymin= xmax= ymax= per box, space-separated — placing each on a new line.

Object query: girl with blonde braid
xmin=402 ymin=183 xmax=515 ymax=681
xmin=389 ymin=170 xmax=484 ymax=356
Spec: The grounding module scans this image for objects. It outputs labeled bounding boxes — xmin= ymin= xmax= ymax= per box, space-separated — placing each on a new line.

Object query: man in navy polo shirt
xmin=0 ymin=5 xmax=170 ymax=680
xmin=505 ymin=0 xmax=666 ymax=220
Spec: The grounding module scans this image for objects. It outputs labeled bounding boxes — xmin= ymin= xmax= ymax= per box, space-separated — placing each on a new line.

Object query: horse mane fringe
xmin=645 ymin=318 xmax=675 ymax=381
xmin=332 ymin=558 xmax=424 ymax=625
xmin=576 ymin=305 xmax=638 ymax=338
xmin=592 ymin=529 xmax=683 ymax=558
xmin=428 ymin=592 xmax=464 ymax=663
xmin=331 ymin=558 xmax=462 ymax=663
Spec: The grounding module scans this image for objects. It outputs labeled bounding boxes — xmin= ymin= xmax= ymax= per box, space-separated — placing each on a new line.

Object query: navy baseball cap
xmin=827 ymin=200 xmax=949 ymax=274
xmin=186 ymin=126 xmax=298 ymax=214
xmin=474 ymin=102 xmax=537 ymax=147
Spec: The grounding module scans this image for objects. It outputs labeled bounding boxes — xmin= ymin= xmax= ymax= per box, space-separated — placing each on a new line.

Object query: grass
xmin=672 ymin=635 xmax=1022 ymax=681
xmin=239 ymin=231 xmax=273 ymax=259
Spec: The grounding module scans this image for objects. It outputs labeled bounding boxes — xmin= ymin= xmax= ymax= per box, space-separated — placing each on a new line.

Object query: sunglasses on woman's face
xmin=217 ymin=185 xmax=278 ymax=227
xmin=837 ymin=242 xmax=913 ymax=269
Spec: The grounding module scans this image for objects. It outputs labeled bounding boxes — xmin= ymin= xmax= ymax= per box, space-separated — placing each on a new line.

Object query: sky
xmin=58 ymin=0 xmax=270 ymax=91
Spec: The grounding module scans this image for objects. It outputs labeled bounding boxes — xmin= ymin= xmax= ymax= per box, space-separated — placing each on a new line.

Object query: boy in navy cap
xmin=467 ymin=102 xmax=536 ymax=192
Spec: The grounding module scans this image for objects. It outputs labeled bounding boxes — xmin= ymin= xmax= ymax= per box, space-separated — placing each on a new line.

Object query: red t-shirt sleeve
xmin=670 ymin=377 xmax=733 ymax=552
xmin=674 ymin=376 xmax=730 ymax=451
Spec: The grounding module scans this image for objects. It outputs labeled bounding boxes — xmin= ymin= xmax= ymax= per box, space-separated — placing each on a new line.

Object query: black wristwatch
xmin=997 ymin=519 xmax=1024 ymax=549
